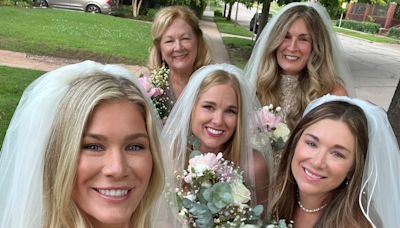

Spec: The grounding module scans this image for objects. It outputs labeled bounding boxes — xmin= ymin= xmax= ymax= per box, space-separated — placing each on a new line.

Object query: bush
xmin=146 ymin=8 xmax=158 ymax=21
xmin=337 ymin=19 xmax=380 ymax=34
xmin=214 ymin=9 xmax=222 ymax=17
xmin=0 ymin=0 xmax=31 ymax=7
xmin=387 ymin=27 xmax=400 ymax=39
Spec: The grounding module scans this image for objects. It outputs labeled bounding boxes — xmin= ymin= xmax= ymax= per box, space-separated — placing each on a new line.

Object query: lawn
xmin=223 ymin=37 xmax=253 ymax=69
xmin=0 ymin=66 xmax=45 ymax=146
xmin=214 ymin=16 xmax=253 ymax=37
xmin=0 ymin=7 xmax=152 ymax=65
xmin=334 ymin=27 xmax=400 ymax=44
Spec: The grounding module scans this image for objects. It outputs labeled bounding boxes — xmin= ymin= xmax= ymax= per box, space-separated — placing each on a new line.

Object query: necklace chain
xmin=297 ymin=199 xmax=327 ymax=213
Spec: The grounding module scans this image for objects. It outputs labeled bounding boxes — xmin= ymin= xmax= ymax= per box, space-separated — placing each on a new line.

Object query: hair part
xmin=269 ymin=101 xmax=370 ymax=227
xmin=148 ymin=6 xmax=212 ymax=71
xmin=43 ymin=73 xmax=164 ymax=228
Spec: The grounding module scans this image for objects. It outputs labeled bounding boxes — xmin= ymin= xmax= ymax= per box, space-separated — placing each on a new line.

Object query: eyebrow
xmin=305 ymin=133 xmax=352 ymax=153
xmin=83 ymin=133 xmax=149 ymax=141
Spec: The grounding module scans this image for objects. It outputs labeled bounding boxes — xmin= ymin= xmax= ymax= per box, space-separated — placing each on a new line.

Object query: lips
xmin=206 ymin=127 xmax=224 ymax=137
xmin=284 ymin=54 xmax=300 ymax=61
xmin=303 ymin=167 xmax=325 ymax=182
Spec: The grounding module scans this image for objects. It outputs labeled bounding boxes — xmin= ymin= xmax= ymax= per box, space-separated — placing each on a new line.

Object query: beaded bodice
xmin=279 ymin=74 xmax=299 ymax=122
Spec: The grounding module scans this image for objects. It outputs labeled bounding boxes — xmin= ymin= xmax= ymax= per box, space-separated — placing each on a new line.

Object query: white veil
xmin=304 ymin=95 xmax=400 ymax=228
xmin=162 ymin=63 xmax=272 ymax=209
xmin=244 ymin=2 xmax=355 ymax=97
xmin=0 ymin=60 xmax=171 ymax=228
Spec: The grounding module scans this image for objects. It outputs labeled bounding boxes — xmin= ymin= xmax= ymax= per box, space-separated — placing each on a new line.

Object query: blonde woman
xmin=0 ymin=61 xmax=173 ymax=228
xmin=148 ymin=6 xmax=212 ymax=118
xmin=244 ymin=2 xmax=353 ymax=130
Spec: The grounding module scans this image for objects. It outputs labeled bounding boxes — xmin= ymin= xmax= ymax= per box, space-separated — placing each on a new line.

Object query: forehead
xmin=163 ymin=18 xmax=195 ymax=36
xmin=287 ymin=17 xmax=310 ymax=35
xmin=198 ymin=84 xmax=237 ymax=102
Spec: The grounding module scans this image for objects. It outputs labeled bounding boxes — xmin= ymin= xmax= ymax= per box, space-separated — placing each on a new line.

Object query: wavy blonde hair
xmin=269 ymin=101 xmax=371 ymax=228
xmin=148 ymin=6 xmax=211 ymax=71
xmin=43 ymin=74 xmax=164 ymax=228
xmin=256 ymin=5 xmax=344 ymax=129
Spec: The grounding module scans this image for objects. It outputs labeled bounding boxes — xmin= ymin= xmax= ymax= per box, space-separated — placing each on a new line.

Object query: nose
xmin=173 ymin=40 xmax=183 ymax=50
xmin=311 ymin=150 xmax=327 ymax=169
xmin=103 ymin=148 xmax=129 ymax=178
xmin=287 ymin=37 xmax=298 ymax=51
xmin=212 ymin=110 xmax=223 ymax=125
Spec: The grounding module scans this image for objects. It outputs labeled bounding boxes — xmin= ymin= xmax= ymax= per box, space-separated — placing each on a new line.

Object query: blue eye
xmin=126 ymin=144 xmax=144 ymax=151
xmin=83 ymin=144 xmax=103 ymax=152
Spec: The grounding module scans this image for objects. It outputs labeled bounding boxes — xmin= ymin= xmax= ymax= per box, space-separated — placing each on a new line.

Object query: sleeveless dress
xmin=279 ymin=74 xmax=299 ymax=123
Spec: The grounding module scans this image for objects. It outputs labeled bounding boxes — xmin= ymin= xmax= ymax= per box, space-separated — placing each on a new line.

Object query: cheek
xmin=129 ymin=153 xmax=153 ymax=182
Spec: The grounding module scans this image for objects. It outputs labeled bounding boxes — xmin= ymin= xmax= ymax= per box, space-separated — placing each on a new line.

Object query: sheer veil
xmin=0 ymin=61 xmax=170 ymax=227
xmin=244 ymin=2 xmax=355 ymax=97
xmin=162 ymin=63 xmax=272 ymax=210
xmin=304 ymin=95 xmax=400 ymax=228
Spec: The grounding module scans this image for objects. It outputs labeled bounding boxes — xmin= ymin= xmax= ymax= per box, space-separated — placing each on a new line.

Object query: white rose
xmin=272 ymin=123 xmax=290 ymax=141
xmin=230 ymin=180 xmax=251 ymax=205
xmin=240 ymin=225 xmax=259 ymax=228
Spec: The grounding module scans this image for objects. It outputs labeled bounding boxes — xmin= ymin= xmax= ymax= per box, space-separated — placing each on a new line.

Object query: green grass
xmin=214 ymin=16 xmax=253 ymax=37
xmin=334 ymin=27 xmax=400 ymax=44
xmin=223 ymin=37 xmax=253 ymax=69
xmin=0 ymin=7 xmax=152 ymax=65
xmin=0 ymin=66 xmax=45 ymax=146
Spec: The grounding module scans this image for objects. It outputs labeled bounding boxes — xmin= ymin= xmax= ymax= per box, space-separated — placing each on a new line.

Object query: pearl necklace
xmin=297 ymin=200 xmax=327 ymax=213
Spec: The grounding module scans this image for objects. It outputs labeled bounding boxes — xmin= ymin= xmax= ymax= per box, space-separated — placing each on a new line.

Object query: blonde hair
xmin=148 ymin=6 xmax=211 ymax=71
xmin=256 ymin=5 xmax=344 ymax=129
xmin=43 ymin=74 xmax=164 ymax=228
xmin=269 ymin=101 xmax=371 ymax=227
xmin=189 ymin=70 xmax=243 ymax=165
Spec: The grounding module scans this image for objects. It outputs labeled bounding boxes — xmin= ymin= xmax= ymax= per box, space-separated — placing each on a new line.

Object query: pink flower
xmin=184 ymin=153 xmax=223 ymax=183
xmin=257 ymin=108 xmax=282 ymax=131
xmin=138 ymin=74 xmax=162 ymax=97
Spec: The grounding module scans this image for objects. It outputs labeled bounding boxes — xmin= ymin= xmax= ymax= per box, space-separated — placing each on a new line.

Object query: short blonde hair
xmin=148 ymin=6 xmax=211 ymax=71
xmin=43 ymin=74 xmax=164 ymax=228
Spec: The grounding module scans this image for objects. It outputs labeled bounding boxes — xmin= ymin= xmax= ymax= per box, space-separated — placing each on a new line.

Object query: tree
xmin=388 ymin=80 xmax=400 ymax=145
xmin=256 ymin=0 xmax=272 ymax=39
xmin=132 ymin=0 xmax=142 ymax=17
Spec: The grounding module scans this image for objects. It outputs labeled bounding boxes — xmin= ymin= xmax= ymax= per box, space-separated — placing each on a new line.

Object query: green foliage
xmin=337 ymin=19 xmax=380 ymax=34
xmin=334 ymin=27 xmax=400 ymax=43
xmin=387 ymin=27 xmax=400 ymax=39
xmin=0 ymin=66 xmax=44 ymax=146
xmin=214 ymin=9 xmax=222 ymax=17
xmin=0 ymin=0 xmax=31 ymax=7
xmin=213 ymin=16 xmax=253 ymax=37
xmin=146 ymin=8 xmax=158 ymax=21
xmin=0 ymin=7 xmax=152 ymax=65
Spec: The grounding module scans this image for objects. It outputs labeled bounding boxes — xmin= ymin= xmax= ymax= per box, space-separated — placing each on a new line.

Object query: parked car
xmin=250 ymin=13 xmax=272 ymax=33
xmin=35 ymin=0 xmax=117 ymax=14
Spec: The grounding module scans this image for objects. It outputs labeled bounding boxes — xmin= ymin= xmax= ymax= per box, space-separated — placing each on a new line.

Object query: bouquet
xmin=256 ymin=104 xmax=290 ymax=151
xmin=175 ymin=151 xmax=264 ymax=228
xmin=138 ymin=65 xmax=169 ymax=120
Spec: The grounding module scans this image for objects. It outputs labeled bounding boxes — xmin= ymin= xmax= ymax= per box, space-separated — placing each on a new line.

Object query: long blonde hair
xmin=269 ymin=101 xmax=371 ymax=227
xmin=148 ymin=6 xmax=211 ymax=71
xmin=256 ymin=5 xmax=344 ymax=129
xmin=43 ymin=74 xmax=164 ymax=228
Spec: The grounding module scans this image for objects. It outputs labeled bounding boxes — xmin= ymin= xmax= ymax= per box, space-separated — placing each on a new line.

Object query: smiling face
xmin=73 ymin=99 xmax=153 ymax=228
xmin=160 ymin=18 xmax=198 ymax=75
xmin=276 ymin=17 xmax=312 ymax=75
xmin=291 ymin=119 xmax=355 ymax=200
xmin=191 ymin=84 xmax=238 ymax=154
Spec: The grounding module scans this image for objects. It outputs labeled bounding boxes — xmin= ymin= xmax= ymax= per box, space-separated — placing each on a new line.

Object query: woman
xmin=163 ymin=63 xmax=272 ymax=211
xmin=269 ymin=94 xmax=400 ymax=227
xmin=0 ymin=61 xmax=173 ymax=228
xmin=148 ymin=6 xmax=212 ymax=119
xmin=244 ymin=2 xmax=353 ymax=130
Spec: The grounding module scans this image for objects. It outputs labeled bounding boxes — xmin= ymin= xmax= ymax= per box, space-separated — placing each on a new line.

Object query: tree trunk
xmin=223 ymin=2 xmax=227 ymax=17
xmin=132 ymin=0 xmax=142 ymax=17
xmin=227 ymin=2 xmax=233 ymax=20
xmin=388 ymin=80 xmax=400 ymax=145
xmin=256 ymin=0 xmax=271 ymax=39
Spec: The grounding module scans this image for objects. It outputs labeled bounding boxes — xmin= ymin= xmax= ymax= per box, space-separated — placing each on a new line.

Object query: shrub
xmin=146 ymin=8 xmax=158 ymax=21
xmin=214 ymin=9 xmax=222 ymax=17
xmin=387 ymin=27 xmax=400 ymax=39
xmin=337 ymin=19 xmax=380 ymax=34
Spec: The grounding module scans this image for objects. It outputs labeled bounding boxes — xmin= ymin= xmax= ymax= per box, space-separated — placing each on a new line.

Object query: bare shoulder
xmin=252 ymin=150 xmax=270 ymax=174
xmin=331 ymin=84 xmax=348 ymax=96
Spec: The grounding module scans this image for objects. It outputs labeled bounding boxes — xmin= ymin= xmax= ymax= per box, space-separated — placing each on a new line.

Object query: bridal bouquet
xmin=138 ymin=65 xmax=169 ymax=119
xmin=175 ymin=151 xmax=264 ymax=228
xmin=256 ymin=104 xmax=290 ymax=151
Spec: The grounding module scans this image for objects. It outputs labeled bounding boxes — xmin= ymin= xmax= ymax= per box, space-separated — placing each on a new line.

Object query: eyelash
xmin=305 ymin=140 xmax=317 ymax=148
xmin=83 ymin=144 xmax=103 ymax=152
xmin=126 ymin=144 xmax=145 ymax=151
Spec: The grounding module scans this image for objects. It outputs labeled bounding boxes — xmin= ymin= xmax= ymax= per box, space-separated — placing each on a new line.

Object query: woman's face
xmin=73 ymin=99 xmax=153 ymax=227
xmin=160 ymin=18 xmax=198 ymax=75
xmin=276 ymin=17 xmax=312 ymax=75
xmin=191 ymin=84 xmax=238 ymax=153
xmin=291 ymin=119 xmax=355 ymax=200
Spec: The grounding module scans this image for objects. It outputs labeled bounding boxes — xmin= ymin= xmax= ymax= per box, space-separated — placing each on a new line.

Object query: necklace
xmin=297 ymin=199 xmax=327 ymax=213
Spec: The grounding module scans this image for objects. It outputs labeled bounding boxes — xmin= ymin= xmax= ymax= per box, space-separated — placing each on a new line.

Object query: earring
xmin=345 ymin=178 xmax=350 ymax=186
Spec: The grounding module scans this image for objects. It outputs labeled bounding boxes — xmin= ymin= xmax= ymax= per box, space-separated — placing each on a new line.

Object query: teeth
xmin=207 ymin=127 xmax=223 ymax=135
xmin=285 ymin=55 xmax=299 ymax=60
xmin=304 ymin=168 xmax=322 ymax=179
xmin=97 ymin=189 xmax=128 ymax=197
